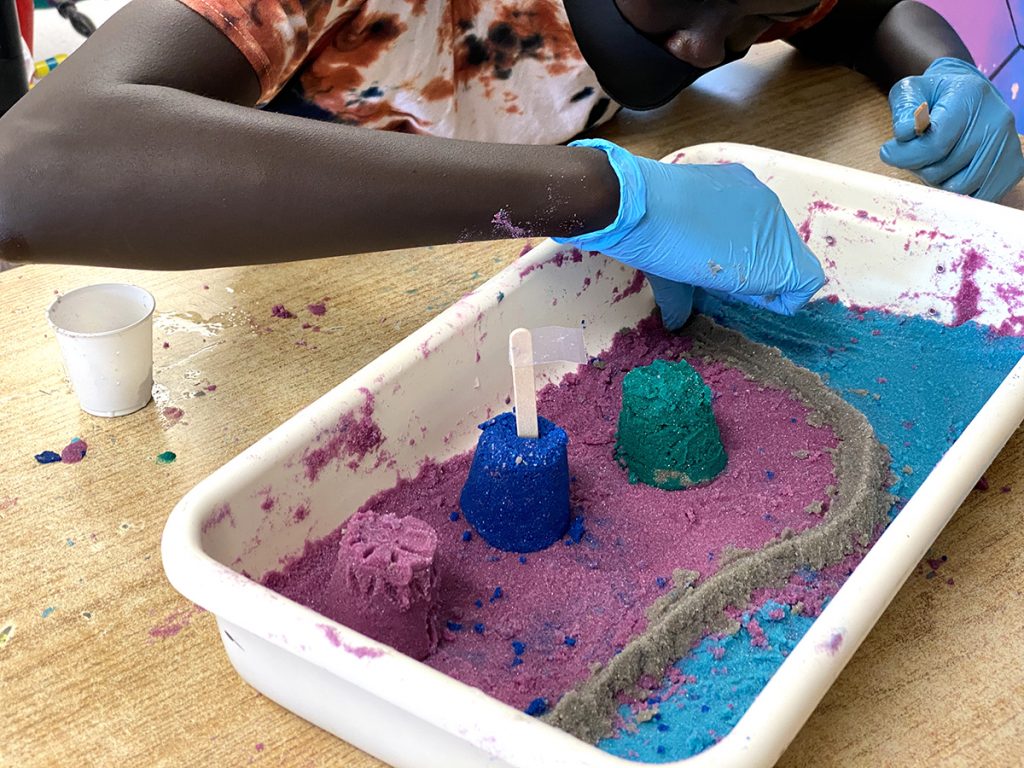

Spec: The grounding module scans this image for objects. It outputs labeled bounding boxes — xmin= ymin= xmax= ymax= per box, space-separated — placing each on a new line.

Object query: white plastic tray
xmin=161 ymin=143 xmax=1024 ymax=767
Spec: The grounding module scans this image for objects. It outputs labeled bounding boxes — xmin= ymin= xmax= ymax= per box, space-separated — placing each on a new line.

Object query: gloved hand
xmin=881 ymin=57 xmax=1024 ymax=201
xmin=555 ymin=139 xmax=825 ymax=330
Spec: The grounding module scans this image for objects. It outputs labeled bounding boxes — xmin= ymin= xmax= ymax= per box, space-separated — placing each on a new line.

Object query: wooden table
xmin=2 ymin=42 xmax=1022 ymax=767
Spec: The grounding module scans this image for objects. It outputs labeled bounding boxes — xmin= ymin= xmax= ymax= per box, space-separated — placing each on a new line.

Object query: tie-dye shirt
xmin=177 ymin=0 xmax=836 ymax=144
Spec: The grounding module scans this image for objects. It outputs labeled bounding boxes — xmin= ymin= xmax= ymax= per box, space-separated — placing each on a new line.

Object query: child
xmin=1 ymin=0 xmax=1020 ymax=327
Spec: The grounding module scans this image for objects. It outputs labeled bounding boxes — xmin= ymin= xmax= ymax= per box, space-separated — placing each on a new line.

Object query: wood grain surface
xmin=2 ymin=43 xmax=1023 ymax=767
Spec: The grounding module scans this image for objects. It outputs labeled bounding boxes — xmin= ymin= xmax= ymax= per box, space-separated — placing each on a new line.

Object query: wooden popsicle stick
xmin=914 ymin=102 xmax=930 ymax=136
xmin=509 ymin=328 xmax=539 ymax=438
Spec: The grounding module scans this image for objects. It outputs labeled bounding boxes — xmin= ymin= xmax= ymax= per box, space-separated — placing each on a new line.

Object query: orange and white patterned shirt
xmin=177 ymin=0 xmax=836 ymax=144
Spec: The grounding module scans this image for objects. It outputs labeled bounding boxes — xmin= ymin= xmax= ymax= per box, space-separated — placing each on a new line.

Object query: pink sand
xmin=265 ymin=318 xmax=839 ymax=710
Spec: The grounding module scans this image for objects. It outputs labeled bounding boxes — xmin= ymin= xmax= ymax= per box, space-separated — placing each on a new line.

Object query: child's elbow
xmin=0 ymin=109 xmax=69 ymax=264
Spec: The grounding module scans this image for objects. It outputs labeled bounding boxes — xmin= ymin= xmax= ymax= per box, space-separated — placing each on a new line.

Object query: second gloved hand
xmin=555 ymin=140 xmax=825 ymax=327
xmin=881 ymin=57 xmax=1024 ymax=201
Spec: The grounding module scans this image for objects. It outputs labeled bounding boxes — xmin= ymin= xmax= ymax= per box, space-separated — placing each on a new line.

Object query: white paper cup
xmin=47 ymin=284 xmax=156 ymax=417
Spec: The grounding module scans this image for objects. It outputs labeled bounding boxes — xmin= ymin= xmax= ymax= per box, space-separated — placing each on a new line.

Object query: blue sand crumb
xmin=510 ymin=657 xmax=523 ymax=668
xmin=564 ymin=515 xmax=586 ymax=545
xmin=449 ymin=511 xmax=460 ymax=522
xmin=35 ymin=451 xmax=61 ymax=464
xmin=446 ymin=621 xmax=463 ymax=632
xmin=474 ymin=599 xmax=483 ymax=609
xmin=564 ymin=636 xmax=577 ymax=647
xmin=512 ymin=640 xmax=526 ymax=655
xmin=519 ymin=556 xmax=528 ymax=564
xmin=490 ymin=586 xmax=504 ymax=602
xmin=655 ymin=577 xmax=668 ymax=589
xmin=461 ymin=531 xmax=472 ymax=542
xmin=473 ymin=623 xmax=485 ymax=634
xmin=525 ymin=698 xmax=548 ymax=716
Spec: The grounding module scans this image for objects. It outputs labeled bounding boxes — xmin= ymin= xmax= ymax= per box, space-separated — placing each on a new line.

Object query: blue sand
xmin=35 ymin=451 xmax=61 ymax=464
xmin=461 ymin=412 xmax=570 ymax=552
xmin=597 ymin=299 xmax=1024 ymax=762
xmin=600 ymin=602 xmax=814 ymax=761
xmin=525 ymin=697 xmax=549 ymax=716
xmin=695 ymin=297 xmax=1024 ymax=502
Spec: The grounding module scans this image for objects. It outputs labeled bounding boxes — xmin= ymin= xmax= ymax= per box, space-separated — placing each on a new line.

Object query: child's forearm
xmin=0 ymin=0 xmax=618 ymax=270
xmin=789 ymin=0 xmax=972 ymax=88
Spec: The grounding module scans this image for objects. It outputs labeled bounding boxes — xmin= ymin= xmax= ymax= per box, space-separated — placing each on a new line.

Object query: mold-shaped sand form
xmin=322 ymin=509 xmax=440 ymax=660
xmin=460 ymin=412 xmax=571 ymax=552
xmin=615 ymin=358 xmax=728 ymax=490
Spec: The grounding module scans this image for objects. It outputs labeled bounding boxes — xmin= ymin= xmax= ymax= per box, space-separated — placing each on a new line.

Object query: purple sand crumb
xmin=303 ymin=391 xmax=384 ymax=482
xmin=611 ymin=270 xmax=647 ymax=304
xmin=819 ymin=630 xmax=845 ymax=655
xmin=952 ymin=248 xmax=986 ymax=327
xmin=60 ymin=438 xmax=87 ymax=464
xmin=263 ymin=316 xmax=842 ymax=711
xmin=162 ymin=407 xmax=185 ymax=425
xmin=201 ymin=503 xmax=235 ymax=534
xmin=307 ymin=303 xmax=327 ymax=316
xmin=271 ymin=304 xmax=296 ymax=319
xmin=492 ymin=208 xmax=528 ymax=238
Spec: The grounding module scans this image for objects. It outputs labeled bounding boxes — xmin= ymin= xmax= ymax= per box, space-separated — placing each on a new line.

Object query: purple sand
xmin=322 ymin=510 xmax=440 ymax=660
xmin=303 ymin=392 xmax=384 ymax=482
xmin=60 ymin=438 xmax=87 ymax=464
xmin=952 ymin=247 xmax=986 ymax=326
xmin=264 ymin=317 xmax=839 ymax=711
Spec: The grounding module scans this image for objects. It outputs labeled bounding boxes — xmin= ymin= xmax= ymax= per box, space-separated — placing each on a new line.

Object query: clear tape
xmin=508 ymin=326 xmax=587 ymax=366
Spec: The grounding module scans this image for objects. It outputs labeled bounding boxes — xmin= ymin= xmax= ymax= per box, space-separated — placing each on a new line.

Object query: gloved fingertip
xmin=892 ymin=119 xmax=918 ymax=143
xmin=879 ymin=141 xmax=899 ymax=167
xmin=659 ymin=307 xmax=691 ymax=332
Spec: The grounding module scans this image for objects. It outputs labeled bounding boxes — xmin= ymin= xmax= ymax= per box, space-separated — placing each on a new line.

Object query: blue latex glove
xmin=555 ymin=139 xmax=825 ymax=330
xmin=881 ymin=57 xmax=1024 ymax=201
